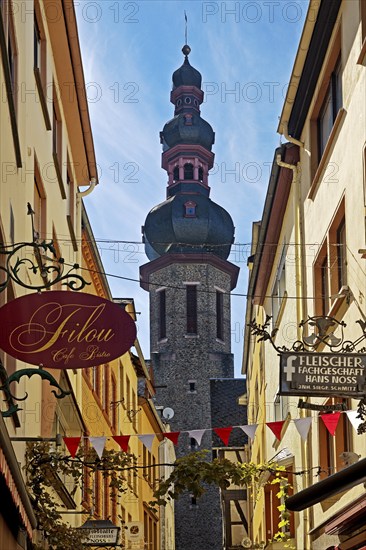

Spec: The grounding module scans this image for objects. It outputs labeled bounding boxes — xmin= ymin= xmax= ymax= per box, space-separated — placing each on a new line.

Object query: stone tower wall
xmin=148 ymin=261 xmax=234 ymax=550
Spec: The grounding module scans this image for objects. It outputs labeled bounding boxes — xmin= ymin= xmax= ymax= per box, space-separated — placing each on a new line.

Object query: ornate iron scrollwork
xmin=0 ymin=204 xmax=89 ymax=417
xmin=0 ymin=202 xmax=90 ymax=292
xmin=0 ymin=240 xmax=90 ymax=292
xmin=0 ymin=363 xmax=71 ymax=417
xmin=248 ymin=314 xmax=366 ymax=354
xmin=248 ymin=314 xmax=366 ymax=434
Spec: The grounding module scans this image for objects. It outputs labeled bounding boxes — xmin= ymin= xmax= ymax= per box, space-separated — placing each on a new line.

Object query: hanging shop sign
xmin=0 ymin=291 xmax=136 ymax=369
xmin=79 ymin=519 xmax=120 ymax=546
xmin=279 ymin=352 xmax=366 ymax=398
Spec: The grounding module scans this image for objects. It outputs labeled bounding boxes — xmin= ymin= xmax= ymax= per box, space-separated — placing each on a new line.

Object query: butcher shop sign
xmin=280 ymin=352 xmax=366 ymax=397
xmin=0 ymin=291 xmax=136 ymax=369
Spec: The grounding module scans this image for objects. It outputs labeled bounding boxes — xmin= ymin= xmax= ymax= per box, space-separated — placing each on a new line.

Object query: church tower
xmin=140 ymin=45 xmax=239 ymax=550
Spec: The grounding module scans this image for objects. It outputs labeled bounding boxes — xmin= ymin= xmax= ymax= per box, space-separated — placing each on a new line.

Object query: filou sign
xmin=279 ymin=352 xmax=366 ymax=397
xmin=0 ymin=291 xmax=136 ymax=369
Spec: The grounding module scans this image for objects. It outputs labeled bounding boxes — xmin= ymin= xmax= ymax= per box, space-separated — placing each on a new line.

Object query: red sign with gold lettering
xmin=0 ymin=291 xmax=136 ymax=369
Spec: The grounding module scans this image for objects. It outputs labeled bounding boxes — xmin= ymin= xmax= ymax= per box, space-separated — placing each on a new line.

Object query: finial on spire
xmin=182 ymin=44 xmax=191 ymax=58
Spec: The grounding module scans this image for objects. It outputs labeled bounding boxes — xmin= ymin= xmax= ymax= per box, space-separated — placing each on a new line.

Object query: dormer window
xmin=184 ymin=201 xmax=197 ymax=218
xmin=184 ymin=163 xmax=193 ymax=180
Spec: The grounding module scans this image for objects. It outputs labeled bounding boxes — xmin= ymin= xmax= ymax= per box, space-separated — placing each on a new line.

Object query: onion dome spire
xmin=172 ymin=45 xmax=202 ymax=90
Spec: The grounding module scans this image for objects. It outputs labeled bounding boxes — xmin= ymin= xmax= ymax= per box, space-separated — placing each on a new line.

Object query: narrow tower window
xmin=184 ymin=163 xmax=194 ymax=180
xmin=158 ymin=289 xmax=166 ymax=340
xmin=198 ymin=167 xmax=203 ymax=181
xmin=173 ymin=166 xmax=179 ymax=181
xmin=186 ymin=285 xmax=197 ymax=334
xmin=216 ymin=290 xmax=224 ymax=340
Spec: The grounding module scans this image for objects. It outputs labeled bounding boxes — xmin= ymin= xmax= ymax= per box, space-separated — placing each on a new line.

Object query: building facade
xmin=140 ymin=45 xmax=241 ymax=549
xmin=243 ymin=0 xmax=366 ymax=548
xmin=0 ymin=0 xmax=97 ymax=546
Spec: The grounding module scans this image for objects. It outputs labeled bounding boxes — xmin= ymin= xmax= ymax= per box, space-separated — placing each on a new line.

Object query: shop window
xmin=186 ymin=284 xmax=197 ymax=334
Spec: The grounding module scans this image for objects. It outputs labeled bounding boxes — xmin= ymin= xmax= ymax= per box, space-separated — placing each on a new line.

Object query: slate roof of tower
xmin=210 ymin=378 xmax=247 ymax=447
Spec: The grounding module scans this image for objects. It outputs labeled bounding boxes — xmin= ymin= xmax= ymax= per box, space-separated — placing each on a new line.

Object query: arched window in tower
xmin=173 ymin=166 xmax=179 ymax=182
xmin=184 ymin=163 xmax=194 ymax=180
xmin=198 ymin=167 xmax=203 ymax=182
xmin=186 ymin=284 xmax=197 ymax=334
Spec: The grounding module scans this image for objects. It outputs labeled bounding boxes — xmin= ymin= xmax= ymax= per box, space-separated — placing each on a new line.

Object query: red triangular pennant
xmin=164 ymin=432 xmax=181 ymax=445
xmin=321 ymin=412 xmax=341 ymax=436
xmin=213 ymin=427 xmax=233 ymax=446
xmin=113 ymin=435 xmax=130 ymax=452
xmin=63 ymin=436 xmax=81 ymax=458
xmin=267 ymin=421 xmax=285 ymax=441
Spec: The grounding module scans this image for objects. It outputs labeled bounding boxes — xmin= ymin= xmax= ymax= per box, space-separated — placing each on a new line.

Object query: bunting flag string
xmin=266 ymin=421 xmax=285 ymax=441
xmin=320 ymin=412 xmax=341 ymax=436
xmin=214 ymin=427 xmax=233 ymax=446
xmin=164 ymin=432 xmax=181 ymax=445
xmin=113 ymin=435 xmax=130 ymax=452
xmin=89 ymin=436 xmax=106 ymax=459
xmin=294 ymin=417 xmax=312 ymax=441
xmin=63 ymin=437 xmax=81 ymax=458
xmin=61 ymin=410 xmax=362 ymax=457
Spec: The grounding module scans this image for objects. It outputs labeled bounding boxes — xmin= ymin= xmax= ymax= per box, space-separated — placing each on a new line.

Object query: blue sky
xmin=75 ymin=0 xmax=308 ymax=377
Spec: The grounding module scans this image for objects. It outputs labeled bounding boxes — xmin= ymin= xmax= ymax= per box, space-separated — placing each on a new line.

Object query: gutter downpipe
xmin=276 ymin=145 xmax=311 ymax=550
xmin=75 ymin=178 xmax=97 ymax=265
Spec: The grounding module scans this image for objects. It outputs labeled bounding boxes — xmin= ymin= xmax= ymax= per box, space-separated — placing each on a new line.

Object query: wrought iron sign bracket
xmin=248 ymin=314 xmax=366 ymax=434
xmin=0 ymin=363 xmax=71 ymax=417
xmin=0 ymin=203 xmax=90 ymax=293
xmin=0 ymin=204 xmax=88 ymax=418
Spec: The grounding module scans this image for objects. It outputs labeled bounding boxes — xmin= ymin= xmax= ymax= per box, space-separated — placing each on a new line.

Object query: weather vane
xmin=184 ymin=11 xmax=188 ymax=45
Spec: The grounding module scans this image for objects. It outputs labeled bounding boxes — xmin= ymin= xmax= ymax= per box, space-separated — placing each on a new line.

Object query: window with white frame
xmin=271 ymin=244 xmax=287 ymax=326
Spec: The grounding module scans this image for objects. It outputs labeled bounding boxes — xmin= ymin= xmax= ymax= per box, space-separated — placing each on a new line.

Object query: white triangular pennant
xmin=345 ymin=410 xmax=363 ymax=433
xmin=239 ymin=424 xmax=258 ymax=441
xmin=294 ymin=417 xmax=312 ymax=441
xmin=89 ymin=436 xmax=106 ymax=459
xmin=187 ymin=429 xmax=206 ymax=446
xmin=138 ymin=434 xmax=155 ymax=452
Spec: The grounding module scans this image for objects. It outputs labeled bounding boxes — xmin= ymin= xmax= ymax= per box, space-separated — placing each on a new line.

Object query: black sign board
xmin=279 ymin=353 xmax=366 ymax=397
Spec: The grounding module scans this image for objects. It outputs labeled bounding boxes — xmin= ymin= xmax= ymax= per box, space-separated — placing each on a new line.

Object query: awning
xmin=0 ymin=415 xmax=37 ymax=539
xmin=0 ymin=447 xmax=34 ymax=538
xmin=286 ymin=458 xmax=366 ymax=511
